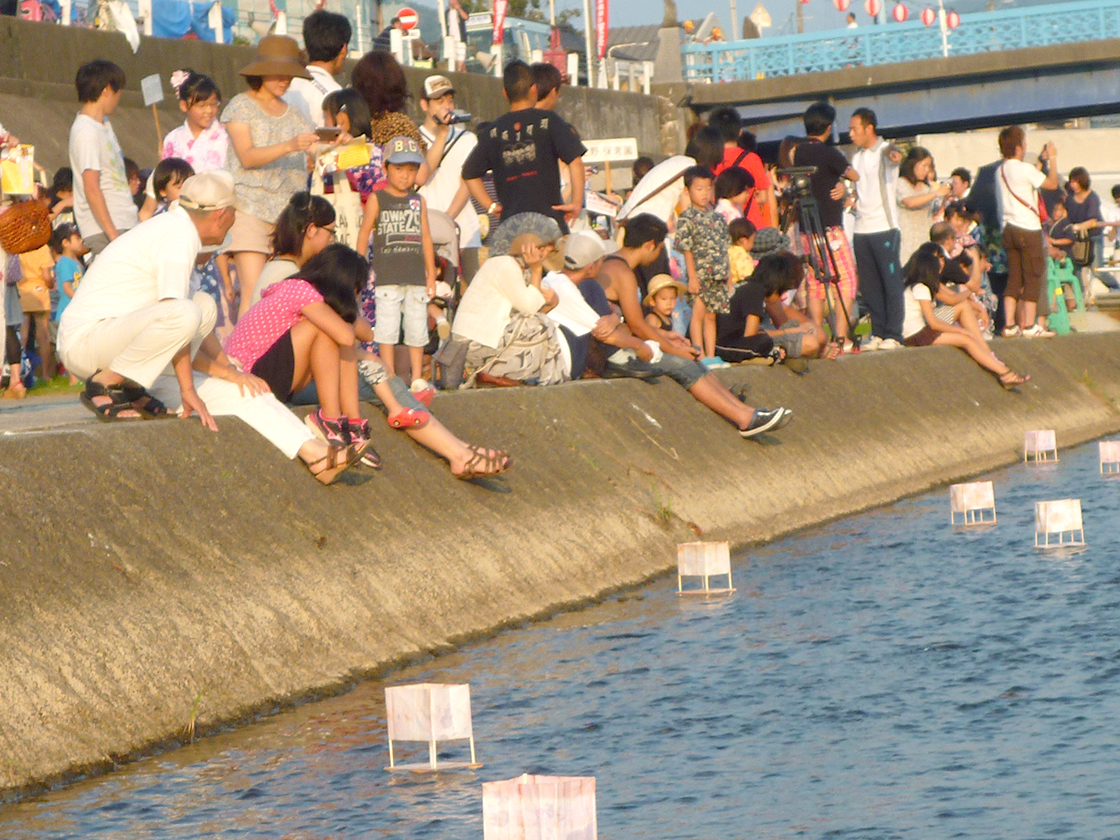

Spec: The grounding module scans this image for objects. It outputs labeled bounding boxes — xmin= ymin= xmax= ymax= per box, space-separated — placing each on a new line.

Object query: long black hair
xmin=271 ymin=192 xmax=336 ymax=258
xmin=903 ymin=241 xmax=943 ymax=295
xmin=295 ymin=244 xmax=365 ymax=323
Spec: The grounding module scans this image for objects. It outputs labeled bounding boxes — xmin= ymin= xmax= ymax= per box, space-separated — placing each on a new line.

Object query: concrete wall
xmin=0 ymin=16 xmax=666 ymax=174
xmin=3 ymin=335 xmax=1120 ymax=799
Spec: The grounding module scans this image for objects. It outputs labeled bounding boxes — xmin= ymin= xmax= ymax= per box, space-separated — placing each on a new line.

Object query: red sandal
xmin=387 ymin=406 xmax=430 ymax=429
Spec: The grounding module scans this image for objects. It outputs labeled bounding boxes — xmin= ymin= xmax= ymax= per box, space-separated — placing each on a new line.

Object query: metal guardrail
xmin=681 ymin=0 xmax=1120 ymax=83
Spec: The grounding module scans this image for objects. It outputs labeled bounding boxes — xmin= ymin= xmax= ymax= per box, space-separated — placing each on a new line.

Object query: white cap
xmin=563 ymin=230 xmax=618 ymax=270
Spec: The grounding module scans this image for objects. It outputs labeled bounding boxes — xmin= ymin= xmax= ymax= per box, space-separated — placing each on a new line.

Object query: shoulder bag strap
xmin=1000 ymin=163 xmax=1040 ymax=219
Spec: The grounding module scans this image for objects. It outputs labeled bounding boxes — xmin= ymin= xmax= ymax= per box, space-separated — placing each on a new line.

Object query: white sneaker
xmin=1022 ymin=324 xmax=1055 ymax=338
xmin=862 ymin=336 xmax=883 ymax=351
xmin=1002 ymin=325 xmax=1022 ymax=338
xmin=879 ymin=338 xmax=902 ymax=350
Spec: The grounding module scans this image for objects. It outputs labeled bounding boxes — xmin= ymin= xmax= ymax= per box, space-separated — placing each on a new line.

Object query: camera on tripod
xmin=776 ymin=166 xmax=818 ymax=200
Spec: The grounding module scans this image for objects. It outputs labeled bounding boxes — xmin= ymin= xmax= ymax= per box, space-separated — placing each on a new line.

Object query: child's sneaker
xmin=348 ymin=417 xmax=383 ymax=469
xmin=305 ymin=409 xmax=352 ymax=446
xmin=435 ymin=317 xmax=451 ymax=340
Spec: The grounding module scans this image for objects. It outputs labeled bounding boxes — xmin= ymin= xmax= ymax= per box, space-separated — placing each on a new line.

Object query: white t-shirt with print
xmin=419 ymin=124 xmax=482 ymax=249
xmin=998 ymin=158 xmax=1046 ymax=232
xmin=902 ymin=282 xmax=933 ymax=339
xmin=69 ymin=113 xmax=140 ymax=238
xmin=59 ymin=208 xmax=201 ymax=350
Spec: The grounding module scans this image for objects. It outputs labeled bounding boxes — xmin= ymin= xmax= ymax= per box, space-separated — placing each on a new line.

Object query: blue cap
xmin=384 ymin=135 xmax=424 ymax=166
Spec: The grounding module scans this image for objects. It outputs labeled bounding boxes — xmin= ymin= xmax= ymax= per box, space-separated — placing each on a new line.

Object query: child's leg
xmin=373 ymin=285 xmax=405 ymax=378
xmin=339 ymin=342 xmax=361 ymax=419
xmin=290 ymin=320 xmax=342 ymax=417
xmin=689 ymin=297 xmax=706 ymax=350
xmin=232 ymin=251 xmax=267 ymax=319
xmin=372 ymin=380 xmax=405 ymax=416
xmin=703 ymin=311 xmax=717 ymax=359
xmin=35 ymin=313 xmax=55 ymax=378
xmin=932 ymin=331 xmax=1007 ymax=374
xmin=403 ymin=287 xmax=430 ymax=385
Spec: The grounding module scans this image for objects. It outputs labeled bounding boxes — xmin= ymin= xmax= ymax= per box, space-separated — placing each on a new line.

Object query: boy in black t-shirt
xmin=791 ymin=102 xmax=861 ymax=350
xmin=462 ymin=61 xmax=586 ymax=233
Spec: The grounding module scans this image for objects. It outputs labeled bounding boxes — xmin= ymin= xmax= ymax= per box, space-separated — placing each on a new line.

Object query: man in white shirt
xmin=849 ymin=107 xmax=904 ymax=350
xmin=419 ymin=75 xmax=482 ymax=285
xmin=996 ymin=125 xmax=1058 ymax=337
xmin=286 ymin=10 xmax=350 ymax=126
xmin=58 ymin=173 xmax=356 ymax=482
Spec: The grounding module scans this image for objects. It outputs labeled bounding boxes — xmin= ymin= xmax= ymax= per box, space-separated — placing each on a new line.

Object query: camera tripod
xmin=779 ymin=169 xmax=858 ymax=350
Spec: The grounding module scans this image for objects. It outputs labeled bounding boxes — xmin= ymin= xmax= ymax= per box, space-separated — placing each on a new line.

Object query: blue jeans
xmin=606 ymin=349 xmax=707 ymax=389
xmin=853 ymin=230 xmax=904 ymax=342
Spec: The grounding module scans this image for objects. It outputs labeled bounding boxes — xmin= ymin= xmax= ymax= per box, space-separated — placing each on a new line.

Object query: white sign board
xmin=582 ymin=138 xmax=639 ymax=164
xmin=140 ymin=74 xmax=164 ymax=107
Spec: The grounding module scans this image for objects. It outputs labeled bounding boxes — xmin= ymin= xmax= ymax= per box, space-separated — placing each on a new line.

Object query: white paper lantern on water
xmin=483 ymin=774 xmax=597 ymax=840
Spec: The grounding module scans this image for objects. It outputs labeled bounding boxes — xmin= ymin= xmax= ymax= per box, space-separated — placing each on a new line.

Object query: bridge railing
xmin=682 ymin=0 xmax=1120 ymax=83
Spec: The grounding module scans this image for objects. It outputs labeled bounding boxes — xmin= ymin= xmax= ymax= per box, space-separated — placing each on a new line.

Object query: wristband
xmin=488 ymin=202 xmax=498 ymax=214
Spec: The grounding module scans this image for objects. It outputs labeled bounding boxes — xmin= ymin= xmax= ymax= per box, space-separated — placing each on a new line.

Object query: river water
xmin=4 ymin=440 xmax=1120 ymax=839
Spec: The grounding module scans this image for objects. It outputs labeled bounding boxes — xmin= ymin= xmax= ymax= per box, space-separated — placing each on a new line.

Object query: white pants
xmin=148 ymin=372 xmax=315 ymax=460
xmin=60 ymin=295 xmax=211 ymax=387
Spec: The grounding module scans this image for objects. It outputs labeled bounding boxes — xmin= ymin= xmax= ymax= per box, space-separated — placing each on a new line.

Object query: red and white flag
xmin=596 ymin=0 xmax=608 ymax=59
xmin=493 ymin=0 xmax=508 ymax=44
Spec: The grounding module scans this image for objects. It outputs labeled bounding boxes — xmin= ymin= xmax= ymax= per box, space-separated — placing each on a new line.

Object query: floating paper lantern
xmin=949 ymin=481 xmax=996 ymax=526
xmin=1100 ymin=440 xmax=1120 ymax=474
xmin=677 ymin=541 xmax=735 ymax=595
xmin=1024 ymin=430 xmax=1058 ymax=463
xmin=946 ymin=9 xmax=960 ymax=28
xmin=483 ymin=775 xmax=597 ymax=840
xmin=921 ymin=6 xmax=935 ymax=25
xmin=1034 ymin=499 xmax=1085 ymax=548
xmin=384 ymin=683 xmax=480 ymax=771
xmin=892 ymin=2 xmax=908 ymax=22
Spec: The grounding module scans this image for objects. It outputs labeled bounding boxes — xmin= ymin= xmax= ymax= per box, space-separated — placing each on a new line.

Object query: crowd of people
xmin=0 ymin=11 xmax=1114 ymax=484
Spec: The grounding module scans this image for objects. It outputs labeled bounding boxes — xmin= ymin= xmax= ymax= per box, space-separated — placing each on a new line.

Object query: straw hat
xmin=643 ymin=273 xmax=687 ymax=307
xmin=239 ymin=35 xmax=312 ymax=79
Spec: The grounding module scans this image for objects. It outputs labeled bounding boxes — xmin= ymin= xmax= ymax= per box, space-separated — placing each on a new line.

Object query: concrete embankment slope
xmin=2 ymin=335 xmax=1120 ymax=798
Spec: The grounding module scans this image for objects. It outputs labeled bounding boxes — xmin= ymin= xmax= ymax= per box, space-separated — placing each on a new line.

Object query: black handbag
xmin=1071 ymin=231 xmax=1094 ymax=268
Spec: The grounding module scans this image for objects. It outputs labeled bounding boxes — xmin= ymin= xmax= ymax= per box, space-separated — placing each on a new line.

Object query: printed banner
xmin=493 ymin=0 xmax=507 ymax=44
xmin=596 ymin=0 xmax=608 ymax=58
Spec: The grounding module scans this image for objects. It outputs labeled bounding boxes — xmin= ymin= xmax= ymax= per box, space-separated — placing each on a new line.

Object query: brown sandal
xmin=308 ymin=439 xmax=370 ymax=485
xmin=453 ymin=446 xmax=513 ymax=480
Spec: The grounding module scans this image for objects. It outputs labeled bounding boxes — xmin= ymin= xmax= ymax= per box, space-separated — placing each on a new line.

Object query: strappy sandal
xmin=818 ymin=341 xmax=842 ymax=361
xmin=80 ymin=378 xmax=144 ymax=422
xmin=387 ymin=406 xmax=430 ymax=429
xmin=999 ymin=369 xmax=1030 ymax=390
xmin=307 ymin=439 xmax=369 ymax=485
xmin=119 ymin=379 xmax=172 ymax=419
xmin=453 ymin=446 xmax=513 ymax=480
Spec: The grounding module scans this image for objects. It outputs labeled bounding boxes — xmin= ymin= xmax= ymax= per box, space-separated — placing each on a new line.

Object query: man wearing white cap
xmin=542 ymin=230 xmax=653 ymax=379
xmin=59 ymin=172 xmax=359 ymax=483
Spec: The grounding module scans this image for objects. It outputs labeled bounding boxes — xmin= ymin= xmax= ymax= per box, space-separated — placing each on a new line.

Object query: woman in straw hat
xmin=221 ymin=35 xmax=326 ymax=320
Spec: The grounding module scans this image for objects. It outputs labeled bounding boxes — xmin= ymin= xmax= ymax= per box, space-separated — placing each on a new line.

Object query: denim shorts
xmin=373 ymin=284 xmax=429 ymax=347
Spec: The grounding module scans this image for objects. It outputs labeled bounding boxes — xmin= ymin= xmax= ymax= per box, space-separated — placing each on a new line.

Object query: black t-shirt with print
xmin=792 ymin=139 xmax=851 ymax=229
xmin=462 ymin=108 xmax=586 ymax=230
xmin=717 ymin=280 xmax=767 ymax=344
